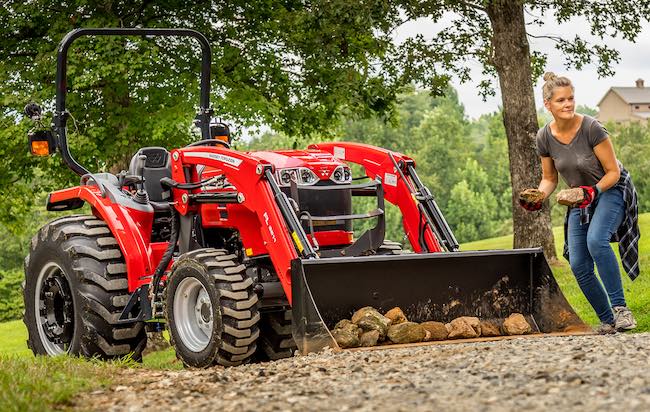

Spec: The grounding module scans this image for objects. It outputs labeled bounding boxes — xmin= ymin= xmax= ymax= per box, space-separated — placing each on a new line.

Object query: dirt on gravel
xmin=78 ymin=333 xmax=650 ymax=412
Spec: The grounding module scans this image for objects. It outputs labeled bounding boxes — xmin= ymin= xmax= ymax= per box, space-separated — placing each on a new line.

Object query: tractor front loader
xmin=23 ymin=28 xmax=589 ymax=368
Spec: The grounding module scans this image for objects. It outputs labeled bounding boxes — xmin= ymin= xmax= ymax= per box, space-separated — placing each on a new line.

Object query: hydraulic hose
xmin=151 ymin=205 xmax=179 ymax=310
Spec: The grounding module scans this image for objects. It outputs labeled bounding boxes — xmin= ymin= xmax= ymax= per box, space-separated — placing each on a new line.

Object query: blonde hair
xmin=542 ymin=72 xmax=574 ymax=101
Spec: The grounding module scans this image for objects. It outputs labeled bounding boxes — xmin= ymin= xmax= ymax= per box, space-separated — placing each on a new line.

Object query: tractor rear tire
xmin=23 ymin=215 xmax=146 ymax=360
xmin=165 ymin=249 xmax=260 ymax=367
xmin=258 ymin=309 xmax=296 ymax=361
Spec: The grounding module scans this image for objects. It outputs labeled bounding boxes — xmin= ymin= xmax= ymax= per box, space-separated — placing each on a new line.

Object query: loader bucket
xmin=291 ymin=248 xmax=589 ymax=354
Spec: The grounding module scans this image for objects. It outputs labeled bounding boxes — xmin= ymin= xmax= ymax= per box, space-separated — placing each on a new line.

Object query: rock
xmin=387 ymin=322 xmax=427 ymax=344
xmin=334 ymin=319 xmax=354 ymax=330
xmin=519 ymin=188 xmax=545 ymax=203
xmin=503 ymin=313 xmax=532 ymax=335
xmin=421 ymin=321 xmax=448 ymax=341
xmin=446 ymin=317 xmax=479 ymax=339
xmin=384 ymin=307 xmax=408 ymax=325
xmin=351 ymin=307 xmax=391 ymax=339
xmin=351 ymin=307 xmax=376 ymax=324
xmin=461 ymin=316 xmax=481 ymax=336
xmin=556 ymin=188 xmax=585 ymax=207
xmin=360 ymin=330 xmax=380 ymax=347
xmin=423 ymin=329 xmax=432 ymax=341
xmin=331 ymin=321 xmax=361 ymax=348
xmin=479 ymin=320 xmax=502 ymax=337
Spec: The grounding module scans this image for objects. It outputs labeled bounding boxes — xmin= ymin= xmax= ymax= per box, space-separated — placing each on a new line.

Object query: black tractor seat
xmin=128 ymin=147 xmax=172 ymax=202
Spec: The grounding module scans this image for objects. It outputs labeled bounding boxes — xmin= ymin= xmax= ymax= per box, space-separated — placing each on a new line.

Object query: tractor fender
xmin=47 ymin=185 xmax=156 ymax=292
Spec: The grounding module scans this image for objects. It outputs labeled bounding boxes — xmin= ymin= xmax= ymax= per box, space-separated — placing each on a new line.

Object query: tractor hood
xmin=249 ymin=150 xmax=346 ymax=180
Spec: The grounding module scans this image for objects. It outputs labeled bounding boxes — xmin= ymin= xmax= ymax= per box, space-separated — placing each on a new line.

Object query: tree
xmin=395 ymin=0 xmax=650 ymax=260
xmin=0 ymin=0 xmax=407 ymax=226
xmin=446 ymin=159 xmax=499 ymax=242
xmin=608 ymin=121 xmax=650 ymax=212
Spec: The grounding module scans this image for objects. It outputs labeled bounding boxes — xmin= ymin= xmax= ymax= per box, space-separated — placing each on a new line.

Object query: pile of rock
xmin=331 ymin=306 xmax=532 ymax=349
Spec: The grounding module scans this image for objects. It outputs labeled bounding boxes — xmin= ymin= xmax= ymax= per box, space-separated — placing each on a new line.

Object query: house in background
xmin=597 ymin=79 xmax=650 ymax=123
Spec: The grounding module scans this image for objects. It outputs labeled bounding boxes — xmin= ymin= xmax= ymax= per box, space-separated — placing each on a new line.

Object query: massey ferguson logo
xmin=319 ymin=169 xmax=329 ymax=177
xmin=263 ymin=212 xmax=277 ymax=243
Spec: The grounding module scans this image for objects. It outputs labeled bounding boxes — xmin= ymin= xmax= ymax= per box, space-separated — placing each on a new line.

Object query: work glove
xmin=518 ymin=188 xmax=545 ymax=211
xmin=577 ymin=185 xmax=600 ymax=208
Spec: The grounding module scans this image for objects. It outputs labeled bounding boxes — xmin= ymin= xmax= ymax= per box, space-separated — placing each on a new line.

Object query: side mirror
xmin=24 ymin=102 xmax=43 ymax=120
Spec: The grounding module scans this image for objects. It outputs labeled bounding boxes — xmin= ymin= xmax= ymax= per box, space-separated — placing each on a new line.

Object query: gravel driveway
xmin=81 ymin=332 xmax=650 ymax=411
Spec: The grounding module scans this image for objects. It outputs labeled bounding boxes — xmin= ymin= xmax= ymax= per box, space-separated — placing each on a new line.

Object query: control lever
xmin=132 ymin=155 xmax=149 ymax=204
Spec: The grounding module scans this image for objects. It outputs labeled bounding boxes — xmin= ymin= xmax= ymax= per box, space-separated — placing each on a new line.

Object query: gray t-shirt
xmin=536 ymin=115 xmax=617 ymax=187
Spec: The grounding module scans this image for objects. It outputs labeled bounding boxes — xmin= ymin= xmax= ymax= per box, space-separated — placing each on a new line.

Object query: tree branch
xmin=526 ymin=33 xmax=563 ymax=43
xmin=456 ymin=1 xmax=486 ymax=12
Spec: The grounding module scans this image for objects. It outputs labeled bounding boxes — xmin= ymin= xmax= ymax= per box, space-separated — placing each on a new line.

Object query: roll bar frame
xmin=52 ymin=28 xmax=213 ymax=176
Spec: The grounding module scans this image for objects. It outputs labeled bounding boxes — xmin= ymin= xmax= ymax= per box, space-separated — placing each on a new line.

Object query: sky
xmin=394 ymin=9 xmax=650 ymax=119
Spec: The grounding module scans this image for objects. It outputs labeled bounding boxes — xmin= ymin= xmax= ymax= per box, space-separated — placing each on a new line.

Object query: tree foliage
xmin=1 ymin=1 xmax=648 ymax=261
xmin=389 ymin=0 xmax=649 ymax=257
xmin=608 ymin=121 xmax=650 ymax=212
xmin=0 ymin=1 xmax=407 ymax=220
xmin=0 ymin=270 xmax=23 ymax=322
xmin=395 ymin=1 xmax=650 ymax=98
xmin=275 ymin=89 xmax=515 ymax=245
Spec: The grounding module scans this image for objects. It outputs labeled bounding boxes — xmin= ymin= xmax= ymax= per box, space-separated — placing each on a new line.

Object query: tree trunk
xmin=486 ymin=1 xmax=557 ymax=261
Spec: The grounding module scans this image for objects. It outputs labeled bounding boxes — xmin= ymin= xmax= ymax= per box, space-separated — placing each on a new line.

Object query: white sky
xmin=394 ymin=10 xmax=650 ymax=119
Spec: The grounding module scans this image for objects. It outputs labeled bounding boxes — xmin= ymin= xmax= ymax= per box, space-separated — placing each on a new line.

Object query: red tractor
xmin=23 ymin=28 xmax=586 ymax=367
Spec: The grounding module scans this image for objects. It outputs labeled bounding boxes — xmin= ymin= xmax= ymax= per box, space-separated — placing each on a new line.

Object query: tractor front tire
xmin=23 ymin=215 xmax=146 ymax=359
xmin=258 ymin=309 xmax=296 ymax=361
xmin=165 ymin=249 xmax=260 ymax=367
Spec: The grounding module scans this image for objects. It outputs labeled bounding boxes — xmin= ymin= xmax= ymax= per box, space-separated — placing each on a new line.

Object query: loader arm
xmin=170 ymin=146 xmax=314 ymax=303
xmin=309 ymin=142 xmax=458 ymax=252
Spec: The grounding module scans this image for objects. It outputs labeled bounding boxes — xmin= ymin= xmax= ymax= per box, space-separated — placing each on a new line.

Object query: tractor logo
xmin=185 ymin=152 xmax=243 ymax=167
xmin=263 ymin=212 xmax=277 ymax=243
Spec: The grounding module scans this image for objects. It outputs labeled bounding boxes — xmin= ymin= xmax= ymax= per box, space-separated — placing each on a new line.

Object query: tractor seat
xmin=128 ymin=147 xmax=172 ymax=202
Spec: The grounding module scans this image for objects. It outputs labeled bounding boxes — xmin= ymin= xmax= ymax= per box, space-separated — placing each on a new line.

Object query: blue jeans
xmin=567 ymin=186 xmax=626 ymax=325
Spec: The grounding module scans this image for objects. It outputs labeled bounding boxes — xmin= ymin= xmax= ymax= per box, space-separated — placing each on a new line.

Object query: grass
xmin=0 ymin=355 xmax=119 ymax=412
xmin=0 ymin=321 xmax=179 ymax=410
xmin=463 ymin=213 xmax=650 ymax=331
xmin=0 ymin=320 xmax=180 ymax=369
xmin=0 ymin=321 xmax=31 ymax=357
xmin=1 ymin=213 xmax=649 ymax=409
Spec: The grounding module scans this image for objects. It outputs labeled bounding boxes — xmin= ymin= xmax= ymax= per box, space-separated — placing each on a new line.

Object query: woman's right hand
xmin=518 ymin=188 xmax=545 ymax=211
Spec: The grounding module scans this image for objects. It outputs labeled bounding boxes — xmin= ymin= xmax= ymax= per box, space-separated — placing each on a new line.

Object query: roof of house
xmin=598 ymin=87 xmax=650 ymax=106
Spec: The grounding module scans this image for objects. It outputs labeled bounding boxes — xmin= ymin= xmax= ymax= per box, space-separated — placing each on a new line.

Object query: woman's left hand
xmin=577 ymin=185 xmax=599 ymax=208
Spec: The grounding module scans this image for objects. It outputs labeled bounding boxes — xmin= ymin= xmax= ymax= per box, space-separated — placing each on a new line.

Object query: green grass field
xmin=1 ymin=214 xmax=648 ymax=410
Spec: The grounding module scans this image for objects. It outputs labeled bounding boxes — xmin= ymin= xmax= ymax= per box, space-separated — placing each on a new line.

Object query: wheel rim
xmin=173 ymin=277 xmax=214 ymax=352
xmin=35 ymin=262 xmax=74 ymax=355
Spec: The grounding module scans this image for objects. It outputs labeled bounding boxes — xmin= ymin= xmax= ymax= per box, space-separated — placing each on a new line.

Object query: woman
xmin=520 ymin=72 xmax=640 ymax=334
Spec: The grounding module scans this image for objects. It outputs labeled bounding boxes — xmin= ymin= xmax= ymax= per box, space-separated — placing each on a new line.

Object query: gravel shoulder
xmin=80 ymin=333 xmax=650 ymax=411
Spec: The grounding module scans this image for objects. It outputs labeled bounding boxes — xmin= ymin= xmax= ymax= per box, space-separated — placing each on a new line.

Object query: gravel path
xmin=81 ymin=333 xmax=650 ymax=411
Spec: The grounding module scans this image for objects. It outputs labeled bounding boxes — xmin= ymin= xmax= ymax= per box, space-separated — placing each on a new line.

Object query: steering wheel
xmin=185 ymin=139 xmax=230 ymax=149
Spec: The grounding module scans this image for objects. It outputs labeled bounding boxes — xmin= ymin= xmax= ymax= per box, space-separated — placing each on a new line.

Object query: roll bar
xmin=53 ymin=28 xmax=213 ymax=176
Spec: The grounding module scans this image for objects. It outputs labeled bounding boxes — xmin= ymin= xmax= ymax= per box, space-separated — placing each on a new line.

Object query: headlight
xmin=279 ymin=169 xmax=294 ymax=186
xmin=299 ymin=168 xmax=318 ymax=185
xmin=275 ymin=168 xmax=319 ymax=187
xmin=331 ymin=165 xmax=352 ymax=184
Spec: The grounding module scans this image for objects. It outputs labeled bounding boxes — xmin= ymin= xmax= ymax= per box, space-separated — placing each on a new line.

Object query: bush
xmin=0 ymin=270 xmax=23 ymax=322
